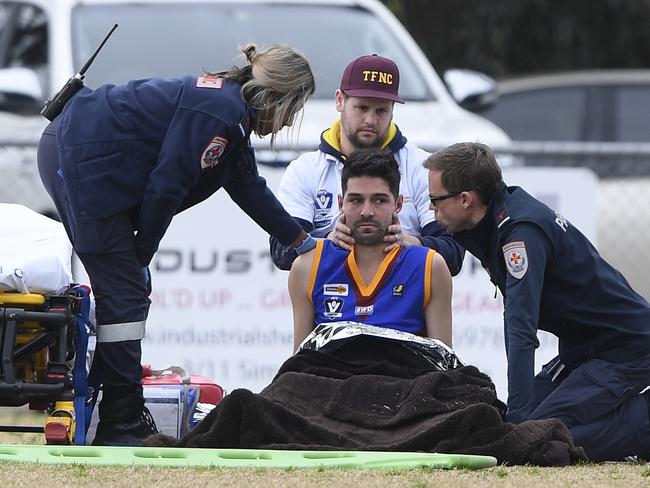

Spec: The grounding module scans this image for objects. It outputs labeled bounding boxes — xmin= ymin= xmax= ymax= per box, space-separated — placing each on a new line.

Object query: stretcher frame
xmin=0 ymin=291 xmax=91 ymax=444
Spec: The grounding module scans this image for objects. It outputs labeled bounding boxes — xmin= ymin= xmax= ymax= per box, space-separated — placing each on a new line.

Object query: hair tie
xmin=242 ymin=44 xmax=257 ymax=64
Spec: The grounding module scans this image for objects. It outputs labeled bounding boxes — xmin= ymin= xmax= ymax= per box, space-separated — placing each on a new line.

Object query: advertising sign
xmin=140 ymin=166 xmax=599 ymax=400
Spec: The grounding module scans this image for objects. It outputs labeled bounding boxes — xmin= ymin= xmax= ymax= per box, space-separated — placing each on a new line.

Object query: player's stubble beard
xmin=351 ymin=219 xmax=389 ymax=246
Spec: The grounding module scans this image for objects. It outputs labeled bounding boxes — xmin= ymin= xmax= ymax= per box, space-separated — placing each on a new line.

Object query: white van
xmin=0 ymin=0 xmax=510 ymax=215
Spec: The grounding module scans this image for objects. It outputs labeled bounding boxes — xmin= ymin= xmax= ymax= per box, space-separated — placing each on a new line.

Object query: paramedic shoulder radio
xmin=40 ymin=24 xmax=118 ymax=121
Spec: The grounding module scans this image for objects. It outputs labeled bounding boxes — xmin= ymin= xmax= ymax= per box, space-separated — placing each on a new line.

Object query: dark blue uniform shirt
xmin=55 ymin=76 xmax=302 ymax=266
xmin=454 ymin=183 xmax=650 ymax=422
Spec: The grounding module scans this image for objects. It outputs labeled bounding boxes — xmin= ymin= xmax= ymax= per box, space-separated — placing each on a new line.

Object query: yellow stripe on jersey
xmin=423 ymin=249 xmax=436 ymax=308
xmin=307 ymin=239 xmax=325 ymax=303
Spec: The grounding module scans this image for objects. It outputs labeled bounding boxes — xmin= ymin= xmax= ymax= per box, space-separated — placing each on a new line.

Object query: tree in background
xmin=384 ymin=0 xmax=650 ymax=78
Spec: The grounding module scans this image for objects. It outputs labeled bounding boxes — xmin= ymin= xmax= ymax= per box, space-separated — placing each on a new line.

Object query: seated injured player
xmin=288 ymin=147 xmax=453 ymax=352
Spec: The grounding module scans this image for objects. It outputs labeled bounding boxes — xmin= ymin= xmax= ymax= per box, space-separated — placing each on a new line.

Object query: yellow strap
xmin=0 ymin=293 xmax=46 ymax=306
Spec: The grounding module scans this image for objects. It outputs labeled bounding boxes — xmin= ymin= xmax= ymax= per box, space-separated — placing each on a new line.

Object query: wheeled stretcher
xmin=1 ymin=203 xmax=93 ymax=445
xmin=0 ymin=288 xmax=93 ymax=445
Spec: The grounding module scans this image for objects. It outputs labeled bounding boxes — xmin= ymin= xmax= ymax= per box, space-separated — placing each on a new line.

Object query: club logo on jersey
xmin=323 ymin=284 xmax=349 ymax=296
xmin=355 ymin=305 xmax=374 ymax=316
xmin=200 ymin=135 xmax=229 ymax=170
xmin=323 ymin=297 xmax=344 ymax=319
xmin=502 ymin=241 xmax=528 ymax=279
xmin=392 ymin=284 xmax=404 ymax=296
xmin=195 ymin=76 xmax=223 ymax=89
xmin=314 ymin=190 xmax=333 ymax=210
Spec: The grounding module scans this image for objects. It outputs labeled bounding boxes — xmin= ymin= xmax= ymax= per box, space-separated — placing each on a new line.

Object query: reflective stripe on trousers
xmin=96 ymin=320 xmax=146 ymax=342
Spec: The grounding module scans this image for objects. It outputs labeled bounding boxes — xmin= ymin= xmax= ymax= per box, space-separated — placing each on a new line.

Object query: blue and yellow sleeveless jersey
xmin=309 ymin=239 xmax=435 ymax=335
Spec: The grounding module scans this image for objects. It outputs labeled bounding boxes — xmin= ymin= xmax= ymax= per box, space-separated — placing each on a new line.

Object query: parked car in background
xmin=0 ymin=0 xmax=510 ymax=217
xmin=480 ymin=70 xmax=650 ymax=143
xmin=477 ymin=70 xmax=650 ymax=177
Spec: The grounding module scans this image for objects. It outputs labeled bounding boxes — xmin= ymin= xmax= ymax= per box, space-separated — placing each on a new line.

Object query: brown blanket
xmin=145 ymin=337 xmax=587 ymax=466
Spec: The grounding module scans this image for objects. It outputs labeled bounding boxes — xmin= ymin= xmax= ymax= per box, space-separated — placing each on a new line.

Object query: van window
xmin=0 ymin=1 xmax=48 ymax=95
xmin=71 ymin=2 xmax=432 ymax=101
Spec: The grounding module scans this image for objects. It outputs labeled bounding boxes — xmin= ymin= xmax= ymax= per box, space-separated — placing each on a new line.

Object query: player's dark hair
xmin=342 ymin=148 xmax=400 ymax=199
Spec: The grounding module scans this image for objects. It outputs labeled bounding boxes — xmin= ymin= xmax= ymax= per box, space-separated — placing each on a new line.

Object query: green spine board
xmin=0 ymin=445 xmax=496 ymax=469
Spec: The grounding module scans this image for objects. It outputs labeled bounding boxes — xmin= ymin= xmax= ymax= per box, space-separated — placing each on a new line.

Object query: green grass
xmin=0 ymin=464 xmax=647 ymax=488
xmin=0 ymin=407 xmax=647 ymax=487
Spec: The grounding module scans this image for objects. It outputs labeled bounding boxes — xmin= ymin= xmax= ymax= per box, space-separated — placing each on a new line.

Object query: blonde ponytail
xmin=210 ymin=43 xmax=315 ymax=146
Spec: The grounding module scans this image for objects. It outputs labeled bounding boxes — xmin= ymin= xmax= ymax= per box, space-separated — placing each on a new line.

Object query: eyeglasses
xmin=429 ymin=190 xmax=462 ymax=206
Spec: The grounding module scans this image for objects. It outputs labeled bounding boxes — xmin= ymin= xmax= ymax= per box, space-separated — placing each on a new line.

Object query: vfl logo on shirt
xmin=323 ymin=284 xmax=349 ymax=296
xmin=323 ymin=297 xmax=344 ymax=319
xmin=392 ymin=284 xmax=404 ymax=296
xmin=314 ymin=190 xmax=333 ymax=210
xmin=502 ymin=241 xmax=528 ymax=279
xmin=355 ymin=305 xmax=374 ymax=316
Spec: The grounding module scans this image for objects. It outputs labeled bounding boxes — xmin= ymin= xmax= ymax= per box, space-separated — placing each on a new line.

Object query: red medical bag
xmin=142 ymin=365 xmax=225 ymax=405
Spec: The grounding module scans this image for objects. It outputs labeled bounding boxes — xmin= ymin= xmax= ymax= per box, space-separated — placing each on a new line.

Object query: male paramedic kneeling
xmin=424 ymin=141 xmax=650 ymax=461
xmin=37 ymin=44 xmax=317 ymax=445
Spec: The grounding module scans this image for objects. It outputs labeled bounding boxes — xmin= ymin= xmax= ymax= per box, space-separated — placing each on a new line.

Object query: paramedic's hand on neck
xmin=327 ymin=213 xmax=354 ymax=251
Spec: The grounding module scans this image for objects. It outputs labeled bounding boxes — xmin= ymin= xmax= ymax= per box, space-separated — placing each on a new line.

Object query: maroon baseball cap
xmin=340 ymin=54 xmax=404 ymax=103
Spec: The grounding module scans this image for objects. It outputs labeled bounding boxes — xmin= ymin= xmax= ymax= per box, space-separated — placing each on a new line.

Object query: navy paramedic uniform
xmin=310 ymin=239 xmax=436 ymax=334
xmin=37 ymin=75 xmax=304 ymax=394
xmin=453 ymin=183 xmax=650 ymax=461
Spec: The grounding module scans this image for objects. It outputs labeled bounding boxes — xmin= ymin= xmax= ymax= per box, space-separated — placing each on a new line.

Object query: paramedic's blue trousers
xmin=37 ymin=118 xmax=148 ymax=394
xmin=530 ymin=355 xmax=650 ymax=461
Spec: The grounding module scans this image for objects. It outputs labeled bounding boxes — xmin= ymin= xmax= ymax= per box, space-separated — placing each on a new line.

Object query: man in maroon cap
xmin=269 ymin=54 xmax=464 ymax=275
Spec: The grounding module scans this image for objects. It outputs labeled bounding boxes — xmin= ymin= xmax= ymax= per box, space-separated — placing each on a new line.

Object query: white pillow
xmin=0 ymin=203 xmax=73 ymax=295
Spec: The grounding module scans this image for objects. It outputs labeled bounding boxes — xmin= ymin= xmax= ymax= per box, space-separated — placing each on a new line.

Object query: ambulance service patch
xmin=200 ymin=135 xmax=228 ymax=170
xmin=502 ymin=241 xmax=528 ymax=279
xmin=195 ymin=76 xmax=223 ymax=89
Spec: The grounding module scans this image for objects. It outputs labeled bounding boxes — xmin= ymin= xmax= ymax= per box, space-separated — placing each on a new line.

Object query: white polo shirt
xmin=277 ymin=121 xmax=435 ymax=238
